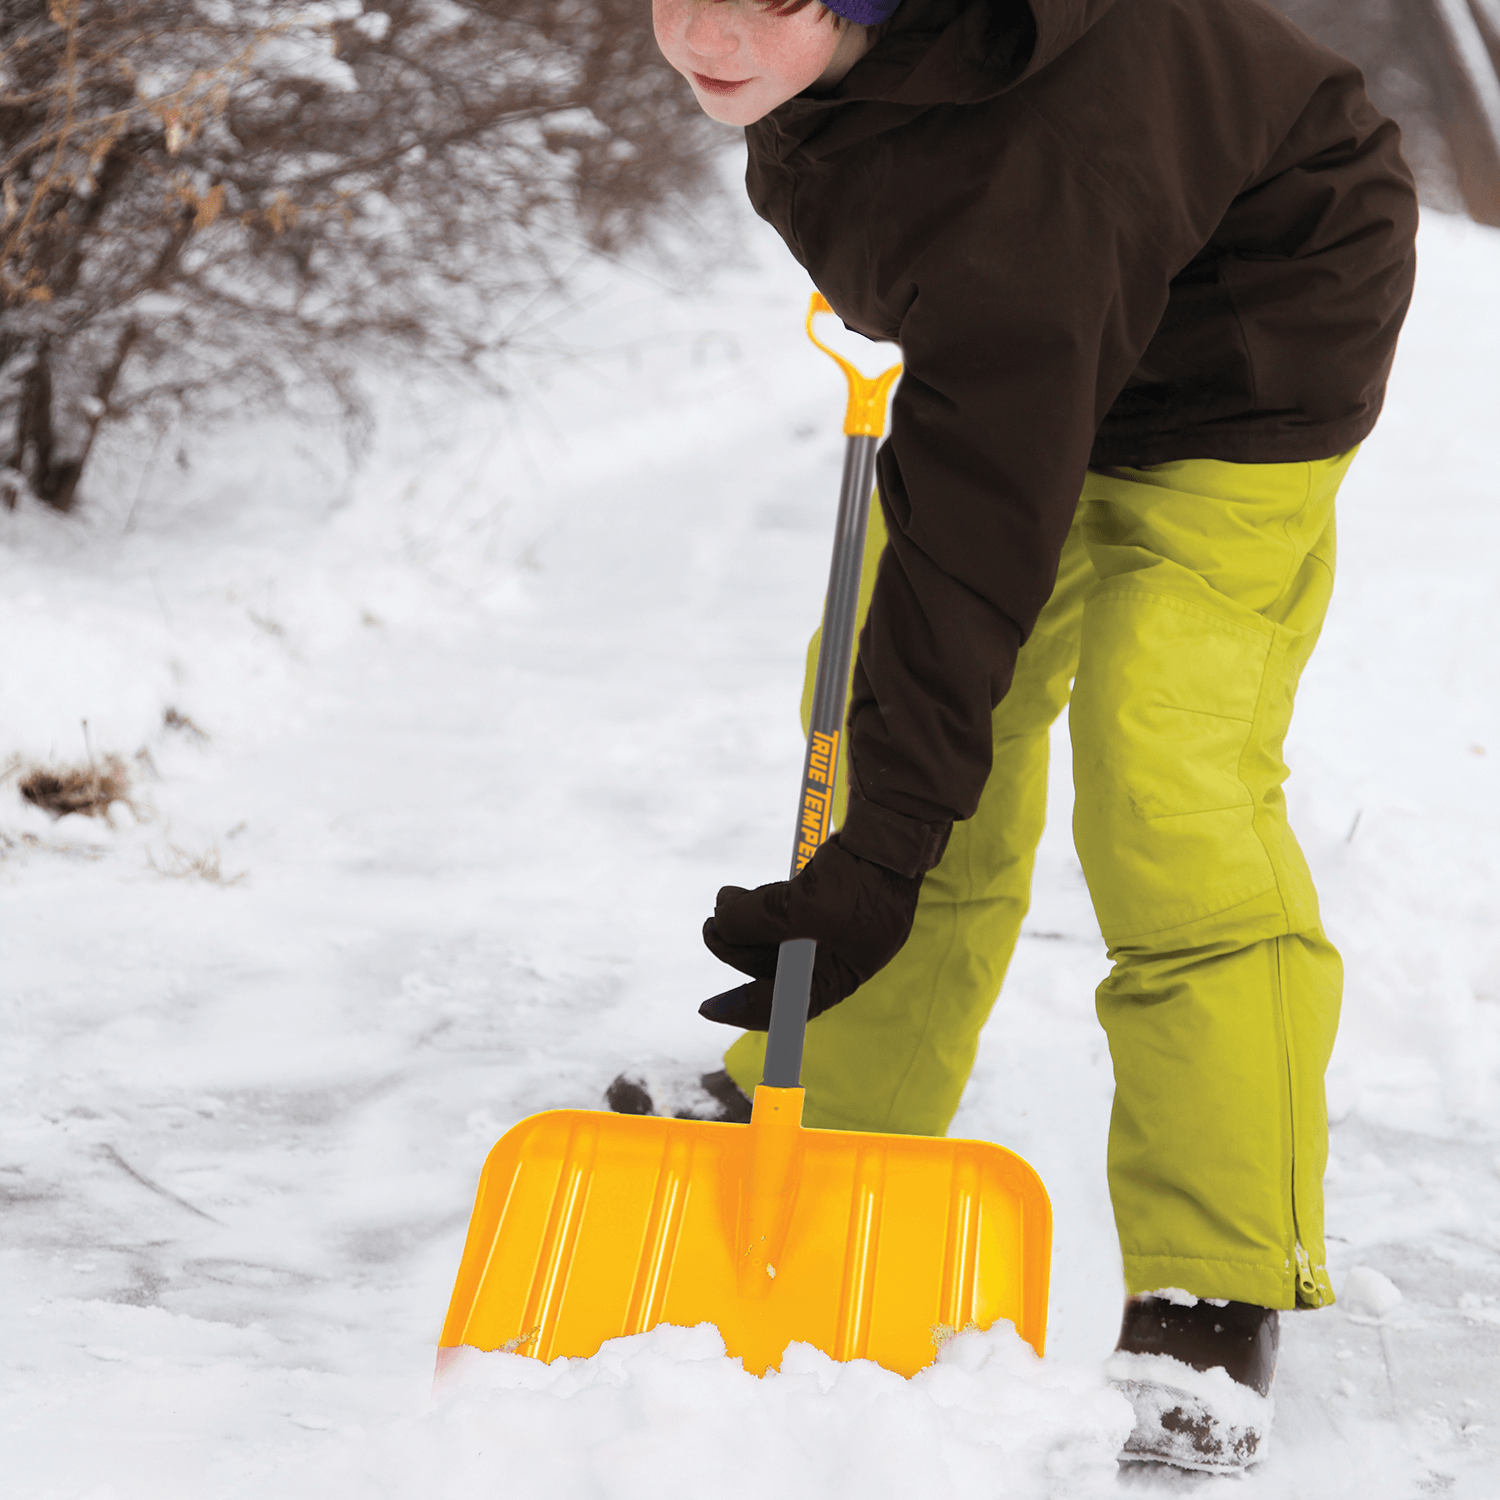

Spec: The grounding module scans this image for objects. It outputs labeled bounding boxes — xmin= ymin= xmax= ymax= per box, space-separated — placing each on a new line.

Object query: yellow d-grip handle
xmin=806 ymin=292 xmax=902 ymax=438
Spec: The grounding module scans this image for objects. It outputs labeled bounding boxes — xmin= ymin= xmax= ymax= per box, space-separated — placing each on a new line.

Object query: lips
xmin=692 ymin=71 xmax=751 ymax=96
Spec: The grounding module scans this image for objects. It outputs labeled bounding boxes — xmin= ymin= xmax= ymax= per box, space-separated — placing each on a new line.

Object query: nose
xmin=683 ymin=2 xmax=740 ymax=59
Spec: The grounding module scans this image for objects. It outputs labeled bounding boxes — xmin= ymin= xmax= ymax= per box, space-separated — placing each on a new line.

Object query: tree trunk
xmin=16 ymin=344 xmax=74 ymax=512
xmin=11 ymin=320 xmax=143 ymax=513
xmin=1408 ymin=0 xmax=1500 ymax=225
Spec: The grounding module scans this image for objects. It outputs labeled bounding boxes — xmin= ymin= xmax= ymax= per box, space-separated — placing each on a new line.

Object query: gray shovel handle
xmin=761 ymin=433 xmax=881 ymax=1090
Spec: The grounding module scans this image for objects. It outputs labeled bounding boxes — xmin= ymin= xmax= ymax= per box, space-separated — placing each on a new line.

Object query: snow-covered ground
xmin=2 ymin=179 xmax=1497 ymax=1497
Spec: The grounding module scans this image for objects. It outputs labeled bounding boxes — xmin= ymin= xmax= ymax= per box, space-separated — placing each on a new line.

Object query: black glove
xmin=698 ymin=834 xmax=924 ymax=1030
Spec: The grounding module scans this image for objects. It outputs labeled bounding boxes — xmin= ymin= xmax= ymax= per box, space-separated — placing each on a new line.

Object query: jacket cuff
xmin=838 ymin=794 xmax=952 ymax=878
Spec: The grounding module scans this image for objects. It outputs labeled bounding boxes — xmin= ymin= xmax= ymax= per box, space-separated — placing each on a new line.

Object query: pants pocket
xmin=1071 ymin=577 xmax=1287 ymax=947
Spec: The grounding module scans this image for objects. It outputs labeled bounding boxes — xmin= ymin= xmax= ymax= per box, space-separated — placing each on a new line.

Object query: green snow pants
xmin=723 ymin=452 xmax=1355 ymax=1309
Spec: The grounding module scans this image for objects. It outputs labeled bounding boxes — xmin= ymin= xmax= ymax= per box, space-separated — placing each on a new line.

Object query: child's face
xmin=653 ymin=0 xmax=847 ymax=126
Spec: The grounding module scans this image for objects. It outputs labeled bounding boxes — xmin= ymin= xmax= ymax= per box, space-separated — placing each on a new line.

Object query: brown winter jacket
xmin=744 ymin=0 xmax=1418 ymax=876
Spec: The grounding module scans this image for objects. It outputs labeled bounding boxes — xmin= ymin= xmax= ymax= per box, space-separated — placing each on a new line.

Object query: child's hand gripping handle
xmin=759 ymin=295 xmax=902 ymax=1090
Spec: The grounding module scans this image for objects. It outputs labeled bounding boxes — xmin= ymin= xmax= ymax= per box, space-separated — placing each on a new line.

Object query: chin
xmin=691 ymin=85 xmax=777 ymax=127
xmin=707 ymin=106 xmax=761 ymax=125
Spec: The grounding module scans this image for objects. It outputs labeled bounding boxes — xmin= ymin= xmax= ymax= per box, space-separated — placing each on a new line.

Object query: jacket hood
xmin=848 ymin=0 xmax=1115 ymax=107
xmin=752 ymin=0 xmax=1116 ymax=157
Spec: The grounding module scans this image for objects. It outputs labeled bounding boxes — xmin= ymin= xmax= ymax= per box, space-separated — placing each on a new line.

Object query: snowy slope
xmin=1 ymin=184 xmax=1497 ymax=1498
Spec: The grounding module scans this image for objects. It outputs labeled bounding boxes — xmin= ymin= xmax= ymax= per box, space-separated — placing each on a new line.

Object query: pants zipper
xmin=1278 ymin=936 xmax=1327 ymax=1308
xmin=1281 ymin=938 xmax=1332 ymax=1308
xmin=1294 ymin=1240 xmax=1318 ymax=1305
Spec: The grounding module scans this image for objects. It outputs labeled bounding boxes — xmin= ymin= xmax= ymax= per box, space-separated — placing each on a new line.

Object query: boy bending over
xmin=645 ymin=0 xmax=1416 ymax=1469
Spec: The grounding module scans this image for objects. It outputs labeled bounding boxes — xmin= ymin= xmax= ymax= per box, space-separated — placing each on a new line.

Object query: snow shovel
xmin=435 ymin=293 xmax=1052 ymax=1381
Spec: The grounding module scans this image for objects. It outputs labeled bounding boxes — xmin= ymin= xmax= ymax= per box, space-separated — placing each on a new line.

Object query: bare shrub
xmin=18 ymin=752 xmax=132 ymax=817
xmin=1 ymin=1 xmax=727 ymax=511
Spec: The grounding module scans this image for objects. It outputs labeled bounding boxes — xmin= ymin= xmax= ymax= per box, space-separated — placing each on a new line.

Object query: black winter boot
xmin=1108 ymin=1295 xmax=1279 ymax=1472
xmin=604 ymin=1069 xmax=753 ymax=1123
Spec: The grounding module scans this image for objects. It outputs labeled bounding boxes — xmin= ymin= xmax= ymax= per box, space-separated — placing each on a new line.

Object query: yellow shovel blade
xmin=438 ymin=1087 xmax=1051 ymax=1378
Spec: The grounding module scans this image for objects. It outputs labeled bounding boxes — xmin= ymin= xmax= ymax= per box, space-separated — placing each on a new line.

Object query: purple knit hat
xmin=822 ymin=0 xmax=902 ymax=23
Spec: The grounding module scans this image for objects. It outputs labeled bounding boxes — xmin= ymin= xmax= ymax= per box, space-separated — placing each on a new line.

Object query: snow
xmin=1139 ymin=1289 xmax=1229 ymax=1309
xmin=1340 ymin=1266 xmax=1404 ymax=1321
xmin=414 ymin=1324 xmax=1133 ymax=1500
xmin=1106 ymin=1349 xmax=1274 ymax=1424
xmin=1 ymin=179 xmax=1498 ymax=1497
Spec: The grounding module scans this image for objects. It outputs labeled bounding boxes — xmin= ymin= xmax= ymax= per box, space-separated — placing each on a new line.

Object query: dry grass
xmin=19 ymin=755 xmax=132 ymax=819
xmin=148 ymin=841 xmax=245 ymax=886
xmin=0 ymin=828 xmax=107 ymax=862
xmin=162 ymin=707 xmax=209 ymax=742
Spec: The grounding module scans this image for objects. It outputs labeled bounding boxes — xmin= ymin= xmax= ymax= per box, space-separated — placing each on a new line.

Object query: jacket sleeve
xmin=837 ymin=134 xmax=1173 ymax=877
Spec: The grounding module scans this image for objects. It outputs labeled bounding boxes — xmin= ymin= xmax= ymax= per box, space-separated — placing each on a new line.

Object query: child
xmin=647 ymin=0 xmax=1417 ymax=1469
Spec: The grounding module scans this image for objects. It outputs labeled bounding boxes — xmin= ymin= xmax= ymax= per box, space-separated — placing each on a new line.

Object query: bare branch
xmin=1 ymin=0 xmax=727 ymax=508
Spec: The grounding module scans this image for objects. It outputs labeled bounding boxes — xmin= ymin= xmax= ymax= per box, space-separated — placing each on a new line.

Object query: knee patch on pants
xmin=1070 ymin=458 xmax=1341 ymax=951
xmin=1071 ymin=582 xmax=1314 ymax=947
